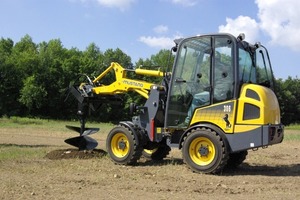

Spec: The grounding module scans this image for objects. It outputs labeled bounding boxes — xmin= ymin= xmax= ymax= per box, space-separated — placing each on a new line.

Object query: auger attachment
xmin=65 ymin=102 xmax=99 ymax=150
xmin=65 ymin=126 xmax=99 ymax=150
xmin=64 ymin=75 xmax=123 ymax=150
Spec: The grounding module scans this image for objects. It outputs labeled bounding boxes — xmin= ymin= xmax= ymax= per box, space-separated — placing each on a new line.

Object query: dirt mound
xmin=45 ymin=148 xmax=107 ymax=160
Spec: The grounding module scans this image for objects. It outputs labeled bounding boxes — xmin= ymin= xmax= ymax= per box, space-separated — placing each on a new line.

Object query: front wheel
xmin=182 ymin=128 xmax=228 ymax=174
xmin=106 ymin=126 xmax=142 ymax=165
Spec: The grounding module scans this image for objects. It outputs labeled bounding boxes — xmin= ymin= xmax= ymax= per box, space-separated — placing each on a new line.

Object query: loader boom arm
xmin=87 ymin=62 xmax=166 ymax=99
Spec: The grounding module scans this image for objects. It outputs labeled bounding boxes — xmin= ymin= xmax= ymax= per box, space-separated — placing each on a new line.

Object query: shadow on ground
xmin=223 ymin=163 xmax=300 ymax=177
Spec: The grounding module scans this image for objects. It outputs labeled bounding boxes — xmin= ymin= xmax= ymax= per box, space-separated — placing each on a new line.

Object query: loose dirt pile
xmin=45 ymin=149 xmax=107 ymax=160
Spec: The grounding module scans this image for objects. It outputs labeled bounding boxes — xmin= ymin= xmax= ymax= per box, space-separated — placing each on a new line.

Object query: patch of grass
xmin=0 ymin=116 xmax=41 ymax=127
xmin=284 ymin=124 xmax=300 ymax=141
xmin=284 ymin=133 xmax=300 ymax=141
xmin=0 ymin=116 xmax=114 ymax=133
xmin=0 ymin=116 xmax=57 ymax=129
xmin=286 ymin=124 xmax=300 ymax=130
xmin=0 ymin=144 xmax=48 ymax=161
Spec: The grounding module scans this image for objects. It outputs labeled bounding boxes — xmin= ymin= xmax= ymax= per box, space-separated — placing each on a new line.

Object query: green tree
xmin=103 ymin=48 xmax=132 ymax=68
xmin=2 ymin=35 xmax=39 ymax=116
xmin=275 ymin=77 xmax=300 ymax=125
xmin=80 ymin=43 xmax=103 ymax=76
xmin=10 ymin=35 xmax=39 ymax=76
xmin=19 ymin=75 xmax=47 ymax=111
xmin=150 ymin=49 xmax=174 ymax=71
xmin=37 ymin=39 xmax=68 ymax=117
xmin=0 ymin=37 xmax=20 ymax=117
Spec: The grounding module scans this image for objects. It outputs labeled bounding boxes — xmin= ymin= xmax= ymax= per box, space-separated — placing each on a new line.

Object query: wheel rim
xmin=189 ymin=137 xmax=215 ymax=166
xmin=111 ymin=132 xmax=130 ymax=158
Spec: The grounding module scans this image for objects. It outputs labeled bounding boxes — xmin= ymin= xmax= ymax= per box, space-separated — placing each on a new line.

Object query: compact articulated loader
xmin=66 ymin=33 xmax=284 ymax=174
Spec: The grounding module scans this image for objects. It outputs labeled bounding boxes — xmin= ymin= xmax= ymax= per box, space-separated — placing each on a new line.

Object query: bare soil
xmin=0 ymin=126 xmax=299 ymax=200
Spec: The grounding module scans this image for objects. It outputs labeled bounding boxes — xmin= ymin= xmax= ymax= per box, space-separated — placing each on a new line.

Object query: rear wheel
xmin=225 ymin=150 xmax=248 ymax=169
xmin=142 ymin=144 xmax=171 ymax=160
xmin=182 ymin=128 xmax=228 ymax=174
xmin=106 ymin=126 xmax=142 ymax=165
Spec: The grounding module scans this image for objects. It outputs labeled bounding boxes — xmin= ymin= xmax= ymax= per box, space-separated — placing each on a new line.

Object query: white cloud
xmin=72 ymin=0 xmax=136 ymax=11
xmin=139 ymin=33 xmax=183 ymax=49
xmin=218 ymin=15 xmax=260 ymax=43
xmin=139 ymin=36 xmax=174 ymax=49
xmin=96 ymin=0 xmax=136 ymax=10
xmin=153 ymin=25 xmax=169 ymax=34
xmin=139 ymin=25 xmax=182 ymax=49
xmin=170 ymin=0 xmax=198 ymax=7
xmin=256 ymin=0 xmax=300 ymax=51
xmin=218 ymin=0 xmax=300 ymax=51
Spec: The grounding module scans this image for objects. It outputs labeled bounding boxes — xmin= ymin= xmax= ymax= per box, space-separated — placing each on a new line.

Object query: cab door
xmin=165 ymin=35 xmax=236 ymax=130
xmin=165 ymin=36 xmax=212 ymax=127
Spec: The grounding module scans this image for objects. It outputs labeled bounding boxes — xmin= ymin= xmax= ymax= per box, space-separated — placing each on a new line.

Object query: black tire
xmin=182 ymin=127 xmax=228 ymax=174
xmin=225 ymin=150 xmax=248 ymax=169
xmin=106 ymin=125 xmax=142 ymax=165
xmin=142 ymin=144 xmax=171 ymax=160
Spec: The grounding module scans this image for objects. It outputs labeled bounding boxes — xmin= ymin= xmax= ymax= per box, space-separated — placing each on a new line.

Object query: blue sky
xmin=0 ymin=0 xmax=299 ymax=79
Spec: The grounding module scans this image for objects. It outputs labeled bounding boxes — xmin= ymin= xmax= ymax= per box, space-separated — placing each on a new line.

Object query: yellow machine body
xmin=191 ymin=83 xmax=281 ymax=133
xmin=68 ymin=33 xmax=284 ymax=174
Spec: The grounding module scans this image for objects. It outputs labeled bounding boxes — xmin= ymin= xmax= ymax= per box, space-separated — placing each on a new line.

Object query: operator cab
xmin=165 ymin=33 xmax=275 ymax=128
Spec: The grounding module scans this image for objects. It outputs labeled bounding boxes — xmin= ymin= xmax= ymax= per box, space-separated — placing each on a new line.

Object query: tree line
xmin=0 ymin=35 xmax=172 ymax=122
xmin=0 ymin=35 xmax=299 ymax=125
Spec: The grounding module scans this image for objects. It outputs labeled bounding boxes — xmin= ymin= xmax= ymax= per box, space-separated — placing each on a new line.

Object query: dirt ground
xmin=0 ymin=126 xmax=299 ymax=200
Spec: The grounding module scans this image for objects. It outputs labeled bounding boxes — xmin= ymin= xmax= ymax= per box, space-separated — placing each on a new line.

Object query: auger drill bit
xmin=65 ymin=102 xmax=99 ymax=150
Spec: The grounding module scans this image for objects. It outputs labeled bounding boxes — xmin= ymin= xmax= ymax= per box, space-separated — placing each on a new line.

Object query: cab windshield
xmin=166 ymin=35 xmax=235 ymax=127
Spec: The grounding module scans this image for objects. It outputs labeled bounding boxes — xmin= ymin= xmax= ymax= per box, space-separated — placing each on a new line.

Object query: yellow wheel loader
xmin=65 ymin=33 xmax=284 ymax=174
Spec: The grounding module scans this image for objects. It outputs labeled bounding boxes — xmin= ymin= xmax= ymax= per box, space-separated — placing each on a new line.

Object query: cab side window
xmin=238 ymin=48 xmax=256 ymax=84
xmin=213 ymin=37 xmax=234 ymax=103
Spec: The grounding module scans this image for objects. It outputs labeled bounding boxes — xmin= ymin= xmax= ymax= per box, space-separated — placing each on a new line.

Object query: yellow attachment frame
xmin=91 ymin=62 xmax=165 ymax=99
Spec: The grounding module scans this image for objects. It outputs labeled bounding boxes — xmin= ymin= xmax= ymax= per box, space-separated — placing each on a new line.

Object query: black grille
xmin=243 ymin=103 xmax=260 ymax=120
